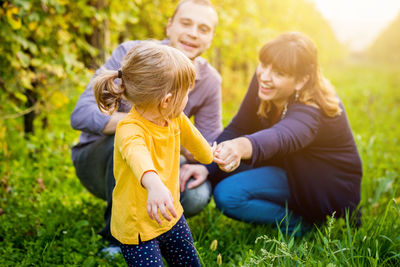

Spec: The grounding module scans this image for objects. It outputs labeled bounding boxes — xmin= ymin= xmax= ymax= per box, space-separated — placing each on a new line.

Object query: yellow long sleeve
xmin=111 ymin=108 xmax=211 ymax=244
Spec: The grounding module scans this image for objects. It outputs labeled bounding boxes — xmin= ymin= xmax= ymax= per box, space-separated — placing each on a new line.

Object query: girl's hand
xmin=211 ymin=141 xmax=217 ymax=153
xmin=141 ymin=171 xmax=177 ymax=225
xmin=213 ymin=137 xmax=252 ymax=173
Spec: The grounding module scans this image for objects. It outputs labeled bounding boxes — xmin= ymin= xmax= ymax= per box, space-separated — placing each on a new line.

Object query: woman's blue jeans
xmin=213 ymin=166 xmax=304 ymax=233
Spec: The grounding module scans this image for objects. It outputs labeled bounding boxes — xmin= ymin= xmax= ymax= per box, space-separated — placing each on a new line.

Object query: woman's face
xmin=256 ymin=63 xmax=303 ymax=107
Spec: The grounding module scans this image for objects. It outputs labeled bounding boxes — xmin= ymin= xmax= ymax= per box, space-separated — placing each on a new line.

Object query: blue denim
xmin=214 ymin=166 xmax=304 ymax=233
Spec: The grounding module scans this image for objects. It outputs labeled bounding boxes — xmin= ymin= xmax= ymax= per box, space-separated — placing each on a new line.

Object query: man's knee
xmin=180 ymin=179 xmax=212 ymax=218
xmin=73 ymin=135 xmax=115 ymax=200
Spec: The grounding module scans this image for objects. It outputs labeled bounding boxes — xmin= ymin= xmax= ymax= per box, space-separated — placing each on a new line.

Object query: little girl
xmin=93 ymin=42 xmax=213 ymax=266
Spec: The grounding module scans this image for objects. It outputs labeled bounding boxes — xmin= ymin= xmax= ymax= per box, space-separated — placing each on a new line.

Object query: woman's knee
xmin=213 ymin=178 xmax=244 ymax=213
xmin=213 ymin=182 xmax=226 ymax=211
xmin=213 ymin=167 xmax=289 ymax=215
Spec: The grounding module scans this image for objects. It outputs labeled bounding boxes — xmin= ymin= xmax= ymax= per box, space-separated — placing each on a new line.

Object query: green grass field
xmin=1 ymin=62 xmax=400 ymax=266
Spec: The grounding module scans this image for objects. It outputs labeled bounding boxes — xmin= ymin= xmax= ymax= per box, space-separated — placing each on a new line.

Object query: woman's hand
xmin=213 ymin=137 xmax=253 ymax=172
xmin=179 ymin=164 xmax=209 ymax=192
xmin=141 ymin=171 xmax=177 ymax=225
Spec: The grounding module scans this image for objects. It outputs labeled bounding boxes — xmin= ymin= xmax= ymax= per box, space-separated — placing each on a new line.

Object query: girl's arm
xmin=213 ymin=137 xmax=252 ymax=172
xmin=214 ymin=104 xmax=322 ymax=172
xmin=179 ymin=114 xmax=213 ymax=165
xmin=205 ymin=73 xmax=263 ymax=177
xmin=116 ymin=123 xmax=177 ymax=224
xmin=178 ymin=73 xmax=262 ymax=186
xmin=141 ymin=171 xmax=177 ymax=225
xmin=178 ymin=114 xmax=213 ymax=192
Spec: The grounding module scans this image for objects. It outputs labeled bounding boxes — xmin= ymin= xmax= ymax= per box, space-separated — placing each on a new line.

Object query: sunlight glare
xmin=310 ymin=0 xmax=400 ymax=51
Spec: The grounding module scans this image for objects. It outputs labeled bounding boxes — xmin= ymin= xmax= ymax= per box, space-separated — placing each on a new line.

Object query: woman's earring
xmin=295 ymin=90 xmax=300 ymax=101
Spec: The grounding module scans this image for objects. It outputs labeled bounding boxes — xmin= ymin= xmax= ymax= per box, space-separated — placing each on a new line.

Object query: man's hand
xmin=102 ymin=112 xmax=128 ymax=135
xmin=141 ymin=171 xmax=177 ymax=225
xmin=180 ymin=146 xmax=197 ymax=163
xmin=179 ymin=164 xmax=209 ymax=192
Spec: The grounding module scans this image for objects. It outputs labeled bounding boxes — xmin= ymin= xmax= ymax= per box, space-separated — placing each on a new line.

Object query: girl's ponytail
xmin=93 ymin=69 xmax=124 ymax=114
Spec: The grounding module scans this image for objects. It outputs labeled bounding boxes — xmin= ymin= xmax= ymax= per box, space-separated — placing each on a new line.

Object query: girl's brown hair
xmin=93 ymin=41 xmax=195 ymax=119
xmin=257 ymin=32 xmax=341 ymax=118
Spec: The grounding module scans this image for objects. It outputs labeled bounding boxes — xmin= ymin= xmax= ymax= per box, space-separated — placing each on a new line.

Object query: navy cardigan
xmin=208 ymin=74 xmax=362 ymax=223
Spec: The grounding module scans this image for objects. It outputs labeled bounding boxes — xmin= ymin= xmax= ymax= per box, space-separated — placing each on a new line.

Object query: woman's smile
xmin=259 ymin=82 xmax=275 ymax=94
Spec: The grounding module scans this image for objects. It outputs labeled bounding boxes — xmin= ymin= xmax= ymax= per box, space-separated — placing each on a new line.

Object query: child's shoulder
xmin=117 ymin=114 xmax=147 ymax=135
xmin=174 ymin=112 xmax=190 ymax=126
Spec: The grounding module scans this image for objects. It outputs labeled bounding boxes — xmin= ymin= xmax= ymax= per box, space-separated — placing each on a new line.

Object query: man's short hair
xmin=171 ymin=0 xmax=217 ymax=22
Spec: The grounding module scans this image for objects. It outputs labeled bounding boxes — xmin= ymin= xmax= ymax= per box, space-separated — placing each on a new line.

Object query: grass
xmin=1 ymin=61 xmax=400 ymax=266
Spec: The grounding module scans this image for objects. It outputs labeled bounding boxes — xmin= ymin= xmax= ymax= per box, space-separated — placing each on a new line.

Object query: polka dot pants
xmin=120 ymin=215 xmax=201 ymax=267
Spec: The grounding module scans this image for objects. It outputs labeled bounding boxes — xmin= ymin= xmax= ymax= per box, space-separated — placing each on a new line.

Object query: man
xmin=70 ymin=0 xmax=221 ymax=255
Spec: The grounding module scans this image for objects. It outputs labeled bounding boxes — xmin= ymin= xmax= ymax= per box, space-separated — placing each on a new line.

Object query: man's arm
xmin=102 ymin=112 xmax=128 ymax=135
xmin=192 ymin=80 xmax=222 ymax=143
xmin=70 ymin=41 xmax=137 ymax=135
xmin=180 ymin=64 xmax=222 ymax=162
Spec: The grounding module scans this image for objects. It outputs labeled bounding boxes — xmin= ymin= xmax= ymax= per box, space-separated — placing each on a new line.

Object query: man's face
xmin=166 ymin=2 xmax=217 ymax=60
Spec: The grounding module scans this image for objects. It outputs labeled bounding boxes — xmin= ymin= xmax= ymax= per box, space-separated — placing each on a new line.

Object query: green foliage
xmin=116 ymin=0 xmax=177 ymax=42
xmin=1 ymin=1 xmax=399 ymax=266
xmin=0 ymin=0 xmax=93 ymax=124
xmin=368 ymin=12 xmax=400 ymax=63
xmin=206 ymin=0 xmax=345 ymax=77
xmin=1 ymin=0 xmax=343 ymax=132
xmin=240 ymin=62 xmax=400 ymax=266
xmin=1 ymin=62 xmax=400 ymax=266
xmin=0 ymin=99 xmax=125 ymax=266
xmin=0 ymin=0 xmax=167 ymax=129
xmin=245 ymin=204 xmax=400 ymax=266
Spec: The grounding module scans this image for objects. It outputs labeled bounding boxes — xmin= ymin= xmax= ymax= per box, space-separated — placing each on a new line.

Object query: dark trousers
xmin=73 ymin=136 xmax=118 ymax=244
xmin=120 ymin=215 xmax=200 ymax=267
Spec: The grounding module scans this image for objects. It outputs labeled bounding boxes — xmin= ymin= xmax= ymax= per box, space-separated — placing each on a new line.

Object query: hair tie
xmin=117 ymin=69 xmax=122 ymax=79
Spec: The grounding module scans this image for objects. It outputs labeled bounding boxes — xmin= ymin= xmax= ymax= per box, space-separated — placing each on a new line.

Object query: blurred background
xmin=1 ymin=1 xmax=400 ymax=265
xmin=1 ymin=0 xmax=399 ymax=131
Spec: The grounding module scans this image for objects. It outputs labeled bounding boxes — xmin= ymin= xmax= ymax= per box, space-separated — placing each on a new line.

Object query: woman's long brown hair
xmin=257 ymin=32 xmax=341 ymax=119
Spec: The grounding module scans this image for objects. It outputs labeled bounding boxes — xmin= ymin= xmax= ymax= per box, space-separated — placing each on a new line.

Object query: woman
xmin=180 ymin=32 xmax=362 ymax=231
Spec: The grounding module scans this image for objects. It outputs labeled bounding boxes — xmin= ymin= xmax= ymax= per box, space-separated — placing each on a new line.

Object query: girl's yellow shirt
xmin=111 ymin=108 xmax=213 ymax=244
